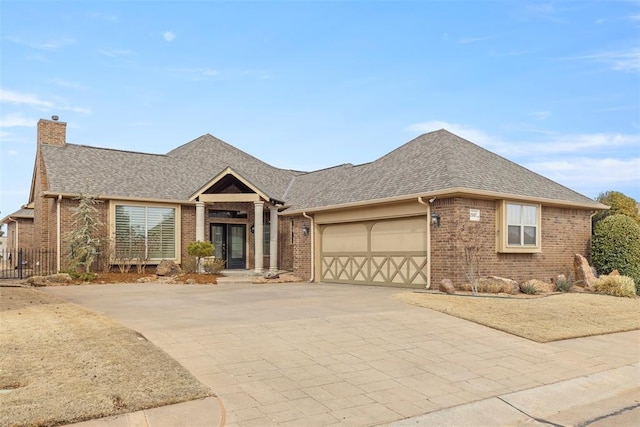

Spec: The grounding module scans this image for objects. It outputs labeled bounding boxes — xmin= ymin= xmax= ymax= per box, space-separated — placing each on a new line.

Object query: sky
xmin=1 ymin=0 xmax=639 ymax=224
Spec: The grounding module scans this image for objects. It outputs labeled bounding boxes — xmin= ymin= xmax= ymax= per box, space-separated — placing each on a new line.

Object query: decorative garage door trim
xmin=320 ymin=217 xmax=428 ymax=288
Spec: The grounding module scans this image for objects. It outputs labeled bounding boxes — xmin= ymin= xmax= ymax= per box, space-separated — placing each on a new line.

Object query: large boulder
xmin=459 ymin=276 xmax=519 ymax=294
xmin=573 ymin=254 xmax=597 ymax=289
xmin=439 ymin=278 xmax=456 ymax=294
xmin=25 ymin=273 xmax=73 ymax=286
xmin=155 ymin=260 xmax=181 ymax=277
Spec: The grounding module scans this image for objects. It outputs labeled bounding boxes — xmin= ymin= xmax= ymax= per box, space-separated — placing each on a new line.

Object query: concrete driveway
xmin=44 ymin=283 xmax=639 ymax=427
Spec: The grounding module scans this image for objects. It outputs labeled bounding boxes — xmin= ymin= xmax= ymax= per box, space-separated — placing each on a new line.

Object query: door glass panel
xmin=230 ymin=226 xmax=244 ymax=259
xmin=211 ymin=225 xmax=224 ymax=259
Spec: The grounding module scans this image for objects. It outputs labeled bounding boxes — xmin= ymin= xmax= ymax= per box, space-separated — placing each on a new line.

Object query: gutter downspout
xmin=7 ymin=217 xmax=18 ymax=251
xmin=417 ymin=197 xmax=431 ymax=289
xmin=57 ymin=195 xmax=62 ymax=272
xmin=302 ymin=212 xmax=314 ymax=282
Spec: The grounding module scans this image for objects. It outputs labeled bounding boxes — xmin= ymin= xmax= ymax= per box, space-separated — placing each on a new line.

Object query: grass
xmin=0 ymin=286 xmax=212 ymax=427
xmin=394 ymin=292 xmax=640 ymax=343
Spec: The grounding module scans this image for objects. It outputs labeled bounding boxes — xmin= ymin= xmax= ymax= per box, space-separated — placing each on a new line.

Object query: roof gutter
xmin=302 ymin=211 xmax=314 ymax=282
xmin=42 ymin=191 xmax=195 ymax=206
xmin=281 ymin=187 xmax=607 ymax=216
xmin=417 ymin=197 xmax=432 ymax=289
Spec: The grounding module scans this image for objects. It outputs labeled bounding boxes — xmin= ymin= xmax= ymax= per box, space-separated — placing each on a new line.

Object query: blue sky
xmin=1 ymin=0 xmax=639 ymax=222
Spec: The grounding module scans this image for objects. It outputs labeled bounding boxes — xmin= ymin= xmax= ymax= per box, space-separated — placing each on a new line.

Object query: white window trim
xmin=496 ymin=200 xmax=542 ymax=253
xmin=109 ymin=200 xmax=181 ymax=263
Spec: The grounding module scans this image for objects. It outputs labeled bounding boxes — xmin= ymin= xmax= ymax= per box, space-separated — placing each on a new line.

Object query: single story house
xmin=13 ymin=117 xmax=605 ymax=287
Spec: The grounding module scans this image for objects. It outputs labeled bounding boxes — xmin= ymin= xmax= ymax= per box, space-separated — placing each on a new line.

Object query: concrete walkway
xmin=44 ymin=283 xmax=639 ymax=427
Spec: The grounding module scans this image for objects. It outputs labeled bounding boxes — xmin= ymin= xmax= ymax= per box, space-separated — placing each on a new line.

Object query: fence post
xmin=18 ymin=249 xmax=23 ymax=280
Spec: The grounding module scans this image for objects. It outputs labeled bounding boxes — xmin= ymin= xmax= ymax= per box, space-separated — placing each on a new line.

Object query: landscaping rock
xmin=439 ymin=278 xmax=456 ymax=294
xmin=573 ymin=254 xmax=597 ymax=289
xmin=610 ymin=269 xmax=620 ymax=276
xmin=521 ymin=279 xmax=555 ymax=294
xmin=459 ymin=276 xmax=518 ymax=294
xmin=25 ymin=273 xmax=73 ymax=286
xmin=156 ymin=260 xmax=181 ymax=276
xmin=555 ymin=274 xmax=567 ymax=284
xmin=136 ymin=275 xmax=158 ymax=283
xmin=264 ymin=271 xmax=280 ymax=279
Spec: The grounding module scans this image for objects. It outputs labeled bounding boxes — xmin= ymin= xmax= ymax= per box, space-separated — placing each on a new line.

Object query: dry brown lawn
xmin=394 ymin=291 xmax=640 ymax=343
xmin=0 ymin=286 xmax=212 ymax=427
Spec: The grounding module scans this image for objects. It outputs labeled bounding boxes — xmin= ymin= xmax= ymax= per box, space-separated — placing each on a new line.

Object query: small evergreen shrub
xmin=591 ymin=215 xmax=640 ymax=295
xmin=593 ymin=275 xmax=636 ymax=298
xmin=520 ymin=282 xmax=538 ymax=295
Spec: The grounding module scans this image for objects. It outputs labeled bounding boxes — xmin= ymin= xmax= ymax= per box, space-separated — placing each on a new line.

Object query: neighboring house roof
xmin=38 ymin=129 xmax=602 ymax=211
xmin=1 ymin=207 xmax=34 ymax=224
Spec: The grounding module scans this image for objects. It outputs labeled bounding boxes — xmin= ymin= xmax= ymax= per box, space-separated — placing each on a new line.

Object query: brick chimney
xmin=37 ymin=116 xmax=66 ymax=146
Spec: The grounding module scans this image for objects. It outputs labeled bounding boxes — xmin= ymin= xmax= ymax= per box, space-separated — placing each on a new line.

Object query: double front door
xmin=210 ymin=224 xmax=246 ymax=269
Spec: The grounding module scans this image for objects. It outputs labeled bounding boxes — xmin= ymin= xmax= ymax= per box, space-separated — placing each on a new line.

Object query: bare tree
xmin=458 ymin=219 xmax=487 ymax=295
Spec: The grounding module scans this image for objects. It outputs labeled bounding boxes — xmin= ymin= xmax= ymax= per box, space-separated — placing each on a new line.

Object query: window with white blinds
xmin=115 ymin=205 xmax=176 ymax=260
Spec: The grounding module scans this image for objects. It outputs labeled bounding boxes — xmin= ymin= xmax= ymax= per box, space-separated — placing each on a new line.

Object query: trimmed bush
xmin=594 ymin=275 xmax=636 ymax=298
xmin=591 ymin=215 xmax=640 ymax=295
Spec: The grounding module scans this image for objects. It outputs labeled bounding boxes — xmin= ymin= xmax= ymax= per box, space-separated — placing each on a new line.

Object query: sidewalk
xmin=67 ymin=363 xmax=639 ymax=427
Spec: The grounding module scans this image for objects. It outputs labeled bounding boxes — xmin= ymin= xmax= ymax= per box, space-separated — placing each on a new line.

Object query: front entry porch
xmin=194 ymin=200 xmax=280 ymax=272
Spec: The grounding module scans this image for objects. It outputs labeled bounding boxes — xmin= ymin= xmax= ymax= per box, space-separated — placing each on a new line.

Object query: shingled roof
xmin=40 ymin=134 xmax=300 ymax=202
xmin=282 ymin=130 xmax=601 ymax=211
xmin=1 ymin=207 xmax=34 ymax=224
xmin=38 ymin=129 xmax=601 ymax=210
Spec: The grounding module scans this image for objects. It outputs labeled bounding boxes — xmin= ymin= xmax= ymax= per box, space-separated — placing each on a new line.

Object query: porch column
xmin=254 ymin=201 xmax=264 ymax=274
xmin=269 ymin=205 xmax=278 ymax=272
xmin=195 ymin=201 xmax=205 ymax=241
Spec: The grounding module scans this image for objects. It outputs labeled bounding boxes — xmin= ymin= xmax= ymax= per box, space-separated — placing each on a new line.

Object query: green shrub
xmin=594 ymin=275 xmax=636 ymax=298
xmin=591 ymin=215 xmax=640 ymax=295
xmin=520 ymin=282 xmax=538 ymax=295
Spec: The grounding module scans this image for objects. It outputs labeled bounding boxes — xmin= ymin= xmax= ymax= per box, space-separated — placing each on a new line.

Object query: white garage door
xmin=320 ymin=217 xmax=428 ymax=288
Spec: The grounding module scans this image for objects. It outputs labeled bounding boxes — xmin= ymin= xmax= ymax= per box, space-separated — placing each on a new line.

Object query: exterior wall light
xmin=431 ymin=212 xmax=441 ymax=228
xmin=250 ymin=224 xmax=255 ymax=233
xmin=302 ymin=223 xmax=310 ymax=235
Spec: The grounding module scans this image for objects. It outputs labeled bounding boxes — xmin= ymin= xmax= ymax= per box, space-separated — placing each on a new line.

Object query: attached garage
xmin=320 ymin=217 xmax=429 ymax=288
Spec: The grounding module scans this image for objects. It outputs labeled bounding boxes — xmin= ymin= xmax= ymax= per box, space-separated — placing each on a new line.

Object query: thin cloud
xmin=163 ymin=31 xmax=176 ymax=42
xmin=530 ymin=111 xmax=551 ymax=120
xmin=0 ymin=113 xmax=35 ymax=128
xmin=50 ymin=79 xmax=89 ymax=91
xmin=527 ymin=157 xmax=640 ymax=189
xmin=565 ymin=48 xmax=640 ymax=73
xmin=457 ymin=35 xmax=495 ymax=44
xmin=6 ymin=36 xmax=75 ymax=51
xmin=0 ymin=89 xmax=53 ymax=108
xmin=87 ymin=11 xmax=119 ymax=23
xmin=170 ymin=67 xmax=220 ymax=80
xmin=99 ymin=48 xmax=133 ymax=57
xmin=0 ymin=89 xmax=91 ymax=115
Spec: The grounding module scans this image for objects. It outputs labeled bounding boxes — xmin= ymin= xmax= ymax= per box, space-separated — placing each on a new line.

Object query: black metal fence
xmin=0 ymin=248 xmax=57 ymax=280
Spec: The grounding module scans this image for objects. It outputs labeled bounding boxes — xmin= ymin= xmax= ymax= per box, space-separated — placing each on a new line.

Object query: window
xmin=263 ymin=223 xmax=270 ymax=256
xmin=498 ymin=201 xmax=541 ymax=253
xmin=115 ymin=205 xmax=177 ymax=260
